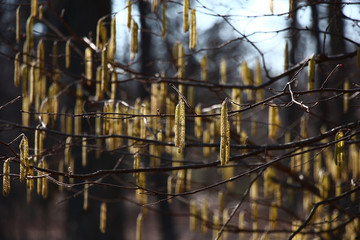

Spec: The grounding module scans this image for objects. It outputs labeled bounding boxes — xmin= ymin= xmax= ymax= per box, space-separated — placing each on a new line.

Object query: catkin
xmin=189 ymin=9 xmax=196 ymax=50
xmin=26 ymin=16 xmax=34 ymax=50
xmin=136 ymin=213 xmax=143 ymax=240
xmin=201 ymin=198 xmax=208 ymax=234
xmin=65 ymin=39 xmax=71 ymax=69
xmin=85 ymin=47 xmax=92 ymax=85
xmin=19 ymin=135 xmax=29 ymax=183
xmin=3 ymin=159 xmax=10 ymax=196
xmin=162 ymin=2 xmax=167 ymax=38
xmin=189 ymin=200 xmax=197 ymax=231
xmin=220 ymin=100 xmax=230 ymax=165
xmin=183 ymin=0 xmax=189 ymax=32
xmin=130 ymin=20 xmax=138 ymax=60
xmin=127 ymin=0 xmax=132 ymax=29
xmin=241 ymin=61 xmax=253 ymax=101
xmin=65 ymin=136 xmax=72 ymax=166
xmin=268 ymin=106 xmax=278 ymax=140
xmin=200 ymin=55 xmax=208 ymax=81
xmin=108 ymin=16 xmax=116 ymax=61
xmin=174 ymin=99 xmax=185 ymax=153
xmin=177 ymin=43 xmax=185 ymax=78
xmin=82 ymin=137 xmax=87 ymax=167
xmin=212 ymin=211 xmax=220 ymax=239
xmin=194 ymin=104 xmax=202 ymax=139
xmin=27 ymin=157 xmax=34 ymax=190
xmin=335 ymin=130 xmax=345 ymax=166
xmin=39 ymin=5 xmax=44 ymax=20
xmin=29 ymin=62 xmax=35 ymax=104
xmin=100 ymin=202 xmax=107 ymax=233
xmin=220 ymin=59 xmax=227 ymax=84
xmin=308 ymin=54 xmax=315 ymax=91
xmin=16 ymin=6 xmax=20 ymax=43
xmin=270 ymin=0 xmax=274 ymax=14
xmin=37 ymin=161 xmax=43 ymax=195
xmin=41 ymin=159 xmax=48 ymax=199
xmin=14 ymin=52 xmax=20 ymax=87
xmin=343 ymin=80 xmax=349 ymax=113
xmin=31 ymin=0 xmax=38 ymax=17
xmin=83 ymin=183 xmax=89 ymax=211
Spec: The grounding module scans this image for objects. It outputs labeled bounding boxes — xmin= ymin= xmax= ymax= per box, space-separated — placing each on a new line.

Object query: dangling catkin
xmin=65 ymin=39 xmax=71 ymax=69
xmin=100 ymin=202 xmax=107 ymax=233
xmin=308 ymin=54 xmax=315 ymax=91
xmin=83 ymin=183 xmax=89 ymax=211
xmin=85 ymin=47 xmax=92 ymax=85
xmin=108 ymin=16 xmax=116 ymax=61
xmin=130 ymin=20 xmax=138 ymax=60
xmin=19 ymin=135 xmax=29 ymax=183
xmin=41 ymin=159 xmax=48 ymax=199
xmin=127 ymin=0 xmax=132 ymax=29
xmin=183 ymin=0 xmax=189 ymax=32
xmin=174 ymin=99 xmax=185 ymax=153
xmin=335 ymin=130 xmax=345 ymax=166
xmin=31 ymin=0 xmax=38 ymax=17
xmin=220 ymin=59 xmax=227 ymax=84
xmin=14 ymin=52 xmax=20 ymax=87
xmin=16 ymin=6 xmax=20 ymax=43
xmin=189 ymin=9 xmax=196 ymax=50
xmin=189 ymin=200 xmax=197 ymax=231
xmin=200 ymin=55 xmax=208 ymax=81
xmin=3 ymin=159 xmax=10 ymax=196
xmin=220 ymin=100 xmax=230 ymax=165
xmin=136 ymin=212 xmax=143 ymax=240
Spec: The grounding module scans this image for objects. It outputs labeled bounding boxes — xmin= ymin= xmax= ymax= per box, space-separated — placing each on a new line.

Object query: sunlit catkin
xmin=183 ymin=0 xmax=189 ymax=32
xmin=174 ymin=99 xmax=185 ymax=153
xmin=3 ymin=159 xmax=10 ymax=196
xmin=200 ymin=55 xmax=208 ymax=81
xmin=308 ymin=54 xmax=315 ymax=91
xmin=175 ymin=169 xmax=185 ymax=193
xmin=268 ymin=106 xmax=279 ymax=140
xmin=26 ymin=16 xmax=34 ymax=50
xmin=31 ymin=0 xmax=38 ymax=17
xmin=220 ymin=100 xmax=230 ymax=165
xmin=127 ymin=0 xmax=132 ymax=29
xmin=136 ymin=213 xmax=143 ymax=240
xmin=39 ymin=5 xmax=43 ymax=20
xmin=19 ymin=135 xmax=29 ymax=183
xmin=189 ymin=200 xmax=197 ymax=231
xmin=255 ymin=60 xmax=263 ymax=102
xmin=65 ymin=136 xmax=72 ymax=166
xmin=16 ymin=6 xmax=21 ymax=43
xmin=130 ymin=19 xmax=139 ymax=60
xmin=189 ymin=9 xmax=196 ymax=50
xmin=335 ymin=130 xmax=345 ymax=166
xmin=14 ymin=52 xmax=20 ymax=87
xmin=27 ymin=157 xmax=34 ymax=191
xmin=96 ymin=17 xmax=106 ymax=50
xmin=162 ymin=2 xmax=167 ymax=38
xmin=85 ymin=47 xmax=92 ymax=85
xmin=82 ymin=137 xmax=87 ymax=167
xmin=194 ymin=104 xmax=202 ymax=139
xmin=83 ymin=183 xmax=89 ymax=211
xmin=100 ymin=202 xmax=107 ymax=234
xmin=177 ymin=43 xmax=185 ymax=78
xmin=201 ymin=198 xmax=208 ymax=234
xmin=65 ymin=39 xmax=71 ymax=69
xmin=212 ymin=211 xmax=220 ymax=239
xmin=241 ymin=61 xmax=253 ymax=101
xmin=108 ymin=16 xmax=116 ymax=61
xmin=220 ymin=58 xmax=227 ymax=84
xmin=270 ymin=0 xmax=274 ymax=14
xmin=41 ymin=159 xmax=48 ymax=199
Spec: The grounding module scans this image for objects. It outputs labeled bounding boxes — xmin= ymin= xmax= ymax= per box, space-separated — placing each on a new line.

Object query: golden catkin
xmin=308 ymin=54 xmax=315 ymax=91
xmin=82 ymin=137 xmax=87 ymax=167
xmin=269 ymin=203 xmax=278 ymax=229
xmin=284 ymin=41 xmax=289 ymax=71
xmin=133 ymin=153 xmax=140 ymax=182
xmin=28 ymin=62 xmax=35 ymax=104
xmin=222 ymin=208 xmax=229 ymax=240
xmin=130 ymin=20 xmax=138 ymax=60
xmin=270 ymin=0 xmax=274 ymax=14
xmin=110 ymin=72 xmax=117 ymax=101
xmin=26 ymin=16 xmax=34 ymax=50
xmin=95 ymin=66 xmax=102 ymax=101
xmin=162 ymin=2 xmax=167 ymax=38
xmin=189 ymin=9 xmax=196 ymax=50
xmin=19 ymin=135 xmax=29 ymax=183
xmin=220 ymin=58 xmax=227 ymax=84
xmin=177 ymin=43 xmax=185 ymax=78
xmin=136 ymin=213 xmax=143 ymax=240
xmin=96 ymin=17 xmax=106 ymax=50
xmin=194 ymin=104 xmax=202 ymax=139
xmin=186 ymin=169 xmax=192 ymax=191
xmin=255 ymin=60 xmax=263 ymax=102
xmin=16 ymin=6 xmax=21 ymax=43
xmin=175 ymin=169 xmax=185 ymax=193
xmin=151 ymin=0 xmax=158 ymax=12
xmin=83 ymin=183 xmax=89 ymax=211
xmin=220 ymin=100 xmax=230 ymax=165
xmin=189 ymin=200 xmax=197 ymax=231
xmin=27 ymin=157 xmax=34 ymax=191
xmin=65 ymin=136 xmax=72 ymax=166
xmin=335 ymin=130 xmax=345 ymax=166
xmin=201 ymin=198 xmax=208 ymax=234
xmin=238 ymin=211 xmax=245 ymax=239
xmin=22 ymin=93 xmax=30 ymax=126
xmin=268 ymin=106 xmax=278 ymax=140
xmin=174 ymin=99 xmax=185 ymax=153
xmin=100 ymin=202 xmax=107 ymax=234
xmin=183 ymin=0 xmax=189 ymax=32
xmin=127 ymin=0 xmax=132 ymax=29
xmin=343 ymin=80 xmax=349 ymax=113
xmin=300 ymin=115 xmax=308 ymax=138
xmin=212 ymin=211 xmax=220 ymax=239
xmin=65 ymin=39 xmax=71 ymax=69
xmin=85 ymin=47 xmax=92 ymax=85
xmin=241 ymin=61 xmax=253 ymax=101
xmin=3 ymin=159 xmax=10 ymax=196
xmin=101 ymin=46 xmax=108 ymax=94
xmin=31 ymin=0 xmax=38 ymax=17
xmin=39 ymin=5 xmax=44 ymax=20
xmin=41 ymin=159 xmax=48 ymax=199
xmin=200 ymin=55 xmax=208 ymax=81
xmin=14 ymin=52 xmax=20 ymax=87
xmin=108 ymin=16 xmax=116 ymax=61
